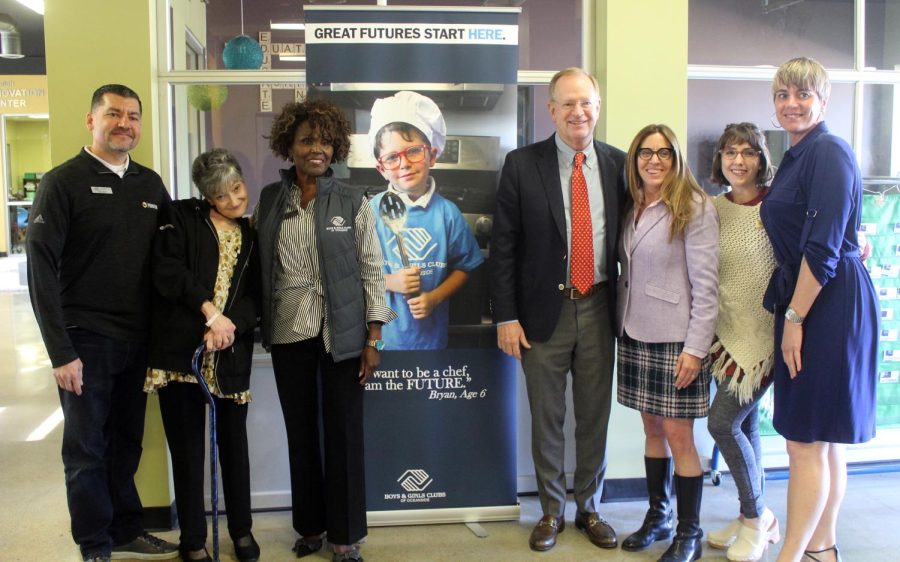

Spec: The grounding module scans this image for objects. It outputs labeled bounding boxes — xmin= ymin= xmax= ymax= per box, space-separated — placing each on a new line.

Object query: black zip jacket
xmin=27 ymin=149 xmax=170 ymax=367
xmin=147 ymin=198 xmax=260 ymax=395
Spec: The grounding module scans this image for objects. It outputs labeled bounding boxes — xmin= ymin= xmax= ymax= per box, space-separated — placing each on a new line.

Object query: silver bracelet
xmin=205 ymin=311 xmax=221 ymax=327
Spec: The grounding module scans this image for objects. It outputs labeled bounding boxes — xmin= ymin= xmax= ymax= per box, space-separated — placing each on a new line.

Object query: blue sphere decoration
xmin=222 ymin=35 xmax=264 ymax=69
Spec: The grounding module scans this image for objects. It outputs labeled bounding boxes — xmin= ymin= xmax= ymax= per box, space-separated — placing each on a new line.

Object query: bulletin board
xmin=755 ymin=193 xmax=900 ymax=437
xmin=858 ymin=192 xmax=900 ymax=428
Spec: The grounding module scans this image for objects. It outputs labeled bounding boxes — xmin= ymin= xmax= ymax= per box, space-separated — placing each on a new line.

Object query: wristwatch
xmin=784 ymin=306 xmax=805 ymax=324
xmin=366 ymin=338 xmax=385 ymax=351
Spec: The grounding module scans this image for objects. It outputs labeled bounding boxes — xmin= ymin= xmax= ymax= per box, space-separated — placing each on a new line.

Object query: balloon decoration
xmin=221 ymin=0 xmax=263 ymax=70
xmin=222 ymin=35 xmax=264 ymax=69
xmin=187 ymin=84 xmax=229 ymax=111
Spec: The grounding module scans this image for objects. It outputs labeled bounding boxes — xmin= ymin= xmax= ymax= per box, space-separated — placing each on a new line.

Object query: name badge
xmin=91 ymin=186 xmax=113 ymax=194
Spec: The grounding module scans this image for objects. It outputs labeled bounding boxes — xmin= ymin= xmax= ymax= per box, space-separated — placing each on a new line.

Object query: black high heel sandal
xmin=292 ymin=534 xmax=325 ymax=558
xmin=804 ymin=545 xmax=841 ymax=562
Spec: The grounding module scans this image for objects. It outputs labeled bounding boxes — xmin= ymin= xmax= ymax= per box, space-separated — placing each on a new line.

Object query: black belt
xmin=562 ymin=282 xmax=607 ymax=300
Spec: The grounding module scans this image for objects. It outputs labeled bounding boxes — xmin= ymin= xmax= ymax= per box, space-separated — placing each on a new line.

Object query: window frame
xmin=687 ymin=1 xmax=900 ymax=169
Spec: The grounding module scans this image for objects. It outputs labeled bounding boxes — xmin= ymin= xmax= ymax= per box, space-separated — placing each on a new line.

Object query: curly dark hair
xmin=267 ymin=99 xmax=352 ymax=163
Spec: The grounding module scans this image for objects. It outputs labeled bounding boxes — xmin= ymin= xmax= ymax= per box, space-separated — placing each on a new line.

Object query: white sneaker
xmin=708 ymin=517 xmax=742 ymax=549
xmin=726 ymin=510 xmax=781 ymax=562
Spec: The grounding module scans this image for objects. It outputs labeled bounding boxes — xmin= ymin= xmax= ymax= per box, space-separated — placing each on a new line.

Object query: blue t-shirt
xmin=370 ymin=188 xmax=484 ymax=350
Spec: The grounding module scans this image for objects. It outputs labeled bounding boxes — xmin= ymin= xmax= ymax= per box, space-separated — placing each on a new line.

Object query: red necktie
xmin=570 ymin=152 xmax=594 ymax=294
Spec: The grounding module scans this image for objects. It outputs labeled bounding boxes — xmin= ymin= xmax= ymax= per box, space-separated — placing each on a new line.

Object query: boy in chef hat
xmin=368 ymin=91 xmax=484 ymax=350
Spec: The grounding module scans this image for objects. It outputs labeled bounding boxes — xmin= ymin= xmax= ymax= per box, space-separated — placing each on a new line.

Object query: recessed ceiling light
xmin=271 ymin=21 xmax=305 ymax=30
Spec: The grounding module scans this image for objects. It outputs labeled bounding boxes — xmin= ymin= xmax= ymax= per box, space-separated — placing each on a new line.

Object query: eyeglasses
xmin=377 ymin=145 xmax=430 ymax=170
xmin=637 ymin=148 xmax=673 ymax=161
xmin=554 ymin=99 xmax=597 ymax=111
xmin=720 ymin=148 xmax=761 ymax=160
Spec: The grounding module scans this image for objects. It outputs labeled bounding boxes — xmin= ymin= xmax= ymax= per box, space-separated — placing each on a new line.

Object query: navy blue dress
xmin=760 ymin=122 xmax=878 ymax=444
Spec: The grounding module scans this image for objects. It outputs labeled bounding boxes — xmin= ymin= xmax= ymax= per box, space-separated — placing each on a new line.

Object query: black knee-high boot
xmin=658 ymin=474 xmax=703 ymax=562
xmin=622 ymin=457 xmax=675 ymax=551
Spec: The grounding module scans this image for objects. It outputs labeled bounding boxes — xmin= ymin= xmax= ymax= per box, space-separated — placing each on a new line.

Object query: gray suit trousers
xmin=521 ymin=289 xmax=615 ymax=517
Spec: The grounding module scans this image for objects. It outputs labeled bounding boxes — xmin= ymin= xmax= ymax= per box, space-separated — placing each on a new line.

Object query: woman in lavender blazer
xmin=616 ymin=124 xmax=719 ymax=562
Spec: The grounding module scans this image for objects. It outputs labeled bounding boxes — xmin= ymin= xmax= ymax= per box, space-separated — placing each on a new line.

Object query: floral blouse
xmin=144 ymin=226 xmax=251 ymax=404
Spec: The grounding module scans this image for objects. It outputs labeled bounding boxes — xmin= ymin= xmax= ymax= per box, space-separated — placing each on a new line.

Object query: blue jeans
xmin=59 ymin=328 xmax=148 ymax=556
xmin=707 ymin=378 xmax=772 ymax=519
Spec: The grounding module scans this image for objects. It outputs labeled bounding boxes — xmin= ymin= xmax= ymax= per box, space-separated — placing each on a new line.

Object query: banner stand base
xmin=465 ymin=522 xmax=489 ymax=538
xmin=368 ymin=505 xmax=520 ymax=527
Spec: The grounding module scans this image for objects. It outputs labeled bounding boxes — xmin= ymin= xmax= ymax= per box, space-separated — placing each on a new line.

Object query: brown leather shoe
xmin=529 ymin=515 xmax=565 ymax=551
xmin=575 ymin=511 xmax=618 ymax=549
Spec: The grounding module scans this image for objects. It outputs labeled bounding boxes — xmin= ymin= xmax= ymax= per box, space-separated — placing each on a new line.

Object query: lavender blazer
xmin=616 ymin=194 xmax=720 ymax=358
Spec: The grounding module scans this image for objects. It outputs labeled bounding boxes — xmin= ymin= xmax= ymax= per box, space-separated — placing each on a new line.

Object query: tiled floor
xmin=1 ymin=277 xmax=898 ymax=561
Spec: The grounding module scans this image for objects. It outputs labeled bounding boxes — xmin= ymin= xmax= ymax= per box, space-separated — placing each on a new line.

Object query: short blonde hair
xmin=772 ymin=57 xmax=831 ymax=101
xmin=548 ymin=67 xmax=599 ymax=102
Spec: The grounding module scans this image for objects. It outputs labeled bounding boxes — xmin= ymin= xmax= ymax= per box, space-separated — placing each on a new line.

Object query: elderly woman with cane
xmin=145 ymin=148 xmax=260 ymax=562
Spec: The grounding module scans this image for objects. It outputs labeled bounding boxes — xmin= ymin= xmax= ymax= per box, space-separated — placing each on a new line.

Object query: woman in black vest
xmin=145 ymin=149 xmax=260 ymax=562
xmin=253 ymin=100 xmax=395 ymax=562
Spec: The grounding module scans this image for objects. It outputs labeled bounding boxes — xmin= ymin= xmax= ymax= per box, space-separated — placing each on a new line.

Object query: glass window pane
xmin=865 ymin=0 xmax=900 ymax=70
xmin=171 ymin=81 xmax=524 ymax=197
xmin=862 ymin=83 xmax=900 ymax=177
xmin=687 ymin=79 xmax=854 ymax=194
xmin=517 ymin=0 xmax=582 ymax=70
xmin=172 ymin=83 xmax=305 ymax=203
xmin=174 ymin=0 xmax=579 ymax=72
xmin=349 ymin=0 xmax=582 ymax=70
xmin=689 ymin=0 xmax=854 ymax=68
xmin=518 ymin=84 xmax=556 ymax=147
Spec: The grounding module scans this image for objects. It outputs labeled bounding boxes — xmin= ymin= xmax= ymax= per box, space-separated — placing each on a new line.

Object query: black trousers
xmin=59 ymin=328 xmax=147 ymax=557
xmin=158 ymin=382 xmax=252 ymax=550
xmin=270 ymin=337 xmax=366 ymax=545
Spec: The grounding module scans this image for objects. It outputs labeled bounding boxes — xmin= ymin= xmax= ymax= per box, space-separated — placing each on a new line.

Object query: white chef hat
xmin=368 ymin=91 xmax=447 ymax=157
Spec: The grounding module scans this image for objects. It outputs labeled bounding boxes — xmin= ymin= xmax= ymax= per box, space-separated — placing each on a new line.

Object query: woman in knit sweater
xmin=706 ymin=123 xmax=780 ymax=562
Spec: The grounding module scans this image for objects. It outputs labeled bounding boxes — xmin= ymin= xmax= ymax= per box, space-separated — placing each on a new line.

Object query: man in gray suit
xmin=490 ymin=67 xmax=627 ymax=552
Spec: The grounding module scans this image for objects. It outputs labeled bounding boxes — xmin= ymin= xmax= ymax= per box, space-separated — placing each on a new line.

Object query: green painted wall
xmin=595 ymin=0 xmax=689 ymax=152
xmin=44 ymin=1 xmax=159 ymax=169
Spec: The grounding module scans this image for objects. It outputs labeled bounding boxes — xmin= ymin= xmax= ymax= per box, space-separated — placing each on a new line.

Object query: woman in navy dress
xmin=760 ymin=57 xmax=878 ymax=562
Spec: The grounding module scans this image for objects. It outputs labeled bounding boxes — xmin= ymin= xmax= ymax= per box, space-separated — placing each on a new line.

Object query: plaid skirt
xmin=617 ymin=333 xmax=711 ymax=418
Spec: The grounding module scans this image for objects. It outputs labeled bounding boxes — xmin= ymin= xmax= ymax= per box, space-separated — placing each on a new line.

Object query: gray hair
xmin=772 ymin=57 xmax=831 ymax=102
xmin=191 ymin=148 xmax=244 ymax=200
xmin=548 ymin=67 xmax=600 ymax=102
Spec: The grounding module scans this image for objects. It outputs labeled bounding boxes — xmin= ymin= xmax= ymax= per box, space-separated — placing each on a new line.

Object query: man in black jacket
xmin=490 ymin=68 xmax=627 ymax=553
xmin=27 ymin=84 xmax=177 ymax=562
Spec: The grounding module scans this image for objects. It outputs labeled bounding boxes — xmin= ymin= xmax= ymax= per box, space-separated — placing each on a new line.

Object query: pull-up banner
xmin=305 ymin=7 xmax=518 ymax=84
xmin=363 ymin=350 xmax=517 ymax=521
xmin=305 ymin=5 xmax=520 ymax=525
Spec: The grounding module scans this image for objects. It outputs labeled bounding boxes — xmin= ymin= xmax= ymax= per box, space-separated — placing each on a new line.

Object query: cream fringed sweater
xmin=710 ymin=195 xmax=778 ymax=404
